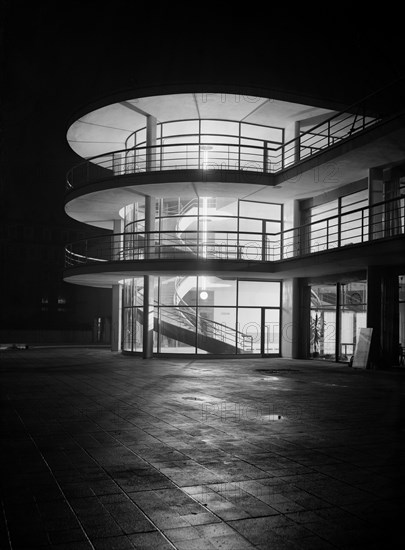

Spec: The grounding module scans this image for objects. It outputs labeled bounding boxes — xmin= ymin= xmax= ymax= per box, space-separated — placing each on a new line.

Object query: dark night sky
xmin=2 ymin=3 xmax=405 ymax=242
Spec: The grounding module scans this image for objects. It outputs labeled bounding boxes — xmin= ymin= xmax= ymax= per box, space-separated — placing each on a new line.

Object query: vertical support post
xmin=368 ymin=167 xmax=384 ymax=240
xmin=111 ymin=284 xmax=122 ymax=352
xmin=142 ymin=275 xmax=154 ymax=359
xmin=143 ymin=195 xmax=156 ymax=358
xmin=335 ymin=282 xmax=341 ymax=362
xmin=146 ymin=115 xmax=157 ymax=172
xmin=263 ymin=141 xmax=268 ymax=173
xmin=261 ymin=219 xmax=266 ymax=261
xmin=281 ymin=278 xmax=300 ymax=358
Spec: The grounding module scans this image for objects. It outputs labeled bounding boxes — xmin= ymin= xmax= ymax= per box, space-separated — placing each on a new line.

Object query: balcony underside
xmin=63 ymin=234 xmax=405 ymax=287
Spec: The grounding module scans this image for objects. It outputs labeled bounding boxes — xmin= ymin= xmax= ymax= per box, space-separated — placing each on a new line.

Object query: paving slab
xmin=1 ymin=347 xmax=404 ymax=548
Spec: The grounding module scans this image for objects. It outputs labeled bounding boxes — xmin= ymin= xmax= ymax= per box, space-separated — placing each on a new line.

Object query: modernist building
xmin=63 ymin=84 xmax=405 ymax=366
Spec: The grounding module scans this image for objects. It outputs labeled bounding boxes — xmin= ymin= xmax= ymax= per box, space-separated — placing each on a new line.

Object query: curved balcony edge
xmin=62 ymin=258 xmax=280 ymax=287
xmin=64 ymin=168 xmax=277 ymax=201
xmin=63 ymin=232 xmax=405 ymax=287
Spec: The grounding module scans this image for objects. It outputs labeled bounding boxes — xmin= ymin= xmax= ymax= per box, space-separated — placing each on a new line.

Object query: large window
xmin=309 ymin=190 xmax=369 ymax=253
xmin=122 ymin=277 xmax=281 ymax=355
xmin=310 ymin=280 xmax=367 ymax=361
xmin=310 ymin=285 xmax=337 ymax=359
xmin=339 ymin=282 xmax=367 ymax=360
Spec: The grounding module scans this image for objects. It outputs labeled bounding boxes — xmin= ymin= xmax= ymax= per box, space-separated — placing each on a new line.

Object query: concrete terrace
xmin=1 ymin=348 xmax=404 ymax=549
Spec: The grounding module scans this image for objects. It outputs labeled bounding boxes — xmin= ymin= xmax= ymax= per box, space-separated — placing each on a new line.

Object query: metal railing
xmin=65 ymin=197 xmax=405 ymax=268
xmin=64 ymin=79 xmax=405 ymax=191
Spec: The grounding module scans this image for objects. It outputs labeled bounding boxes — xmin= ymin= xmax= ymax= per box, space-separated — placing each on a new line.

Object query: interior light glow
xmin=200 ymin=291 xmax=208 ymax=300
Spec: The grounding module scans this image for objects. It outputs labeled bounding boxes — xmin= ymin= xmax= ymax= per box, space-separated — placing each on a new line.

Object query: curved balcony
xmin=65 ymin=196 xmax=405 ymax=275
xmin=65 ymin=230 xmax=272 ymax=267
xmin=66 ymin=103 xmax=382 ymax=191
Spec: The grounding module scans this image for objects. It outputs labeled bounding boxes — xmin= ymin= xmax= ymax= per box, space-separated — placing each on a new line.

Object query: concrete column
xmin=381 ymin=270 xmax=400 ymax=367
xmin=282 ymin=199 xmax=301 ymax=258
xmin=281 ymin=278 xmax=300 ymax=358
xmin=111 ymin=284 xmax=122 ymax=351
xmin=142 ymin=195 xmax=156 ymax=358
xmin=284 ymin=121 xmax=300 ymax=167
xmin=368 ymin=167 xmax=384 ymax=240
xmin=146 ymin=115 xmax=157 ymax=171
xmin=383 ymin=167 xmax=402 ymax=236
xmin=299 ymin=284 xmax=312 ymax=358
xmin=367 ymin=266 xmax=400 ymax=368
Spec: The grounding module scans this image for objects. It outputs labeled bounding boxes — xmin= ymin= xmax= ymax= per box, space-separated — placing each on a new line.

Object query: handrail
xmin=124 ymin=117 xmax=284 ymax=149
xmin=65 ymin=196 xmax=405 ymax=267
xmin=66 ymin=78 xmax=405 ymax=190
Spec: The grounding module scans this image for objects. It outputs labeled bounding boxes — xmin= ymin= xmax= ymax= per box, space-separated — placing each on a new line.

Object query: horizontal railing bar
xmin=65 ymin=196 xmax=404 ymax=267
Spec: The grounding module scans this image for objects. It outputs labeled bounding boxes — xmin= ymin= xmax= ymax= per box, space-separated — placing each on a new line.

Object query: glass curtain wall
xmin=310 ymin=285 xmax=337 ymax=359
xmin=122 ymin=277 xmax=281 ymax=355
xmin=309 ymin=190 xmax=368 ymax=253
xmin=120 ymin=197 xmax=283 ymax=262
xmin=339 ymin=282 xmax=367 ymax=360
xmin=310 ymin=280 xmax=367 ymax=361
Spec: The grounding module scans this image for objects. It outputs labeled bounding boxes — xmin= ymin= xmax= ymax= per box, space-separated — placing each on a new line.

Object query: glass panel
xmin=200 ymin=119 xmax=239 ymax=136
xmin=340 ymin=282 xmax=367 ymax=360
xmin=163 ymin=215 xmax=197 ymax=232
xmin=132 ymin=278 xmax=143 ymax=306
xmin=162 ymin=119 xmax=200 ymax=137
xmin=241 ymin=122 xmax=283 ymax=143
xmin=310 ymin=220 xmax=327 ymax=253
xmin=310 ymin=309 xmax=336 ymax=359
xmin=175 ymin=276 xmax=198 ymax=306
xmin=340 ymin=211 xmax=365 ymax=246
xmin=264 ymin=309 xmax=280 ymax=354
xmin=341 ymin=189 xmax=368 ymax=211
xmin=311 ymin=200 xmax=338 ymax=223
xmin=123 ymin=279 xmax=132 ymax=307
xmin=311 ymin=285 xmax=337 ymax=307
xmin=238 ymin=281 xmax=280 ymax=307
xmin=123 ymin=308 xmax=133 ymax=351
xmin=238 ymin=234 xmax=263 ymax=260
xmin=197 ymin=307 xmax=237 ymax=354
xmin=310 ymin=284 xmax=337 ymax=360
xmin=205 ymin=216 xmax=237 ymax=233
xmin=158 ymin=276 xmax=197 ymax=306
xmin=157 ymin=307 xmax=196 ymax=353
xmin=239 ymin=200 xmax=282 ymax=220
xmin=133 ymin=308 xmax=143 ymax=352
xmin=198 ymin=277 xmax=237 ymax=306
xmin=237 ymin=308 xmax=261 ymax=354
xmin=265 ymin=221 xmax=281 ymax=233
xmin=215 ymin=198 xmax=238 ymax=216
xmin=239 ymin=218 xmax=262 ymax=232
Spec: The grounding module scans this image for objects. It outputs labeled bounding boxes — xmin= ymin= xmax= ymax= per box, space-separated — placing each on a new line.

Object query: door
xmin=262 ymin=308 xmax=280 ymax=355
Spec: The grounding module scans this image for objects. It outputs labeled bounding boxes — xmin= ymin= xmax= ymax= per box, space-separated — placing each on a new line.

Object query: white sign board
xmin=352 ymin=328 xmax=373 ymax=369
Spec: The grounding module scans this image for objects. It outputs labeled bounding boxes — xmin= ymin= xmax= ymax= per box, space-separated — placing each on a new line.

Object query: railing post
xmin=262 ymin=220 xmax=266 ymax=261
xmin=263 ymin=141 xmax=268 ymax=174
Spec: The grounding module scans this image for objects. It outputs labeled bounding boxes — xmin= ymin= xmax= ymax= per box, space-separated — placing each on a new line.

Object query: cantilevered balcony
xmin=66 ymin=107 xmax=381 ymax=191
xmin=64 ymin=196 xmax=405 ymax=284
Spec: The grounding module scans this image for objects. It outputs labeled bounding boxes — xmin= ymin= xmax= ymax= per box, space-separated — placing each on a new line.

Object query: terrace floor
xmin=1 ymin=348 xmax=404 ymax=549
